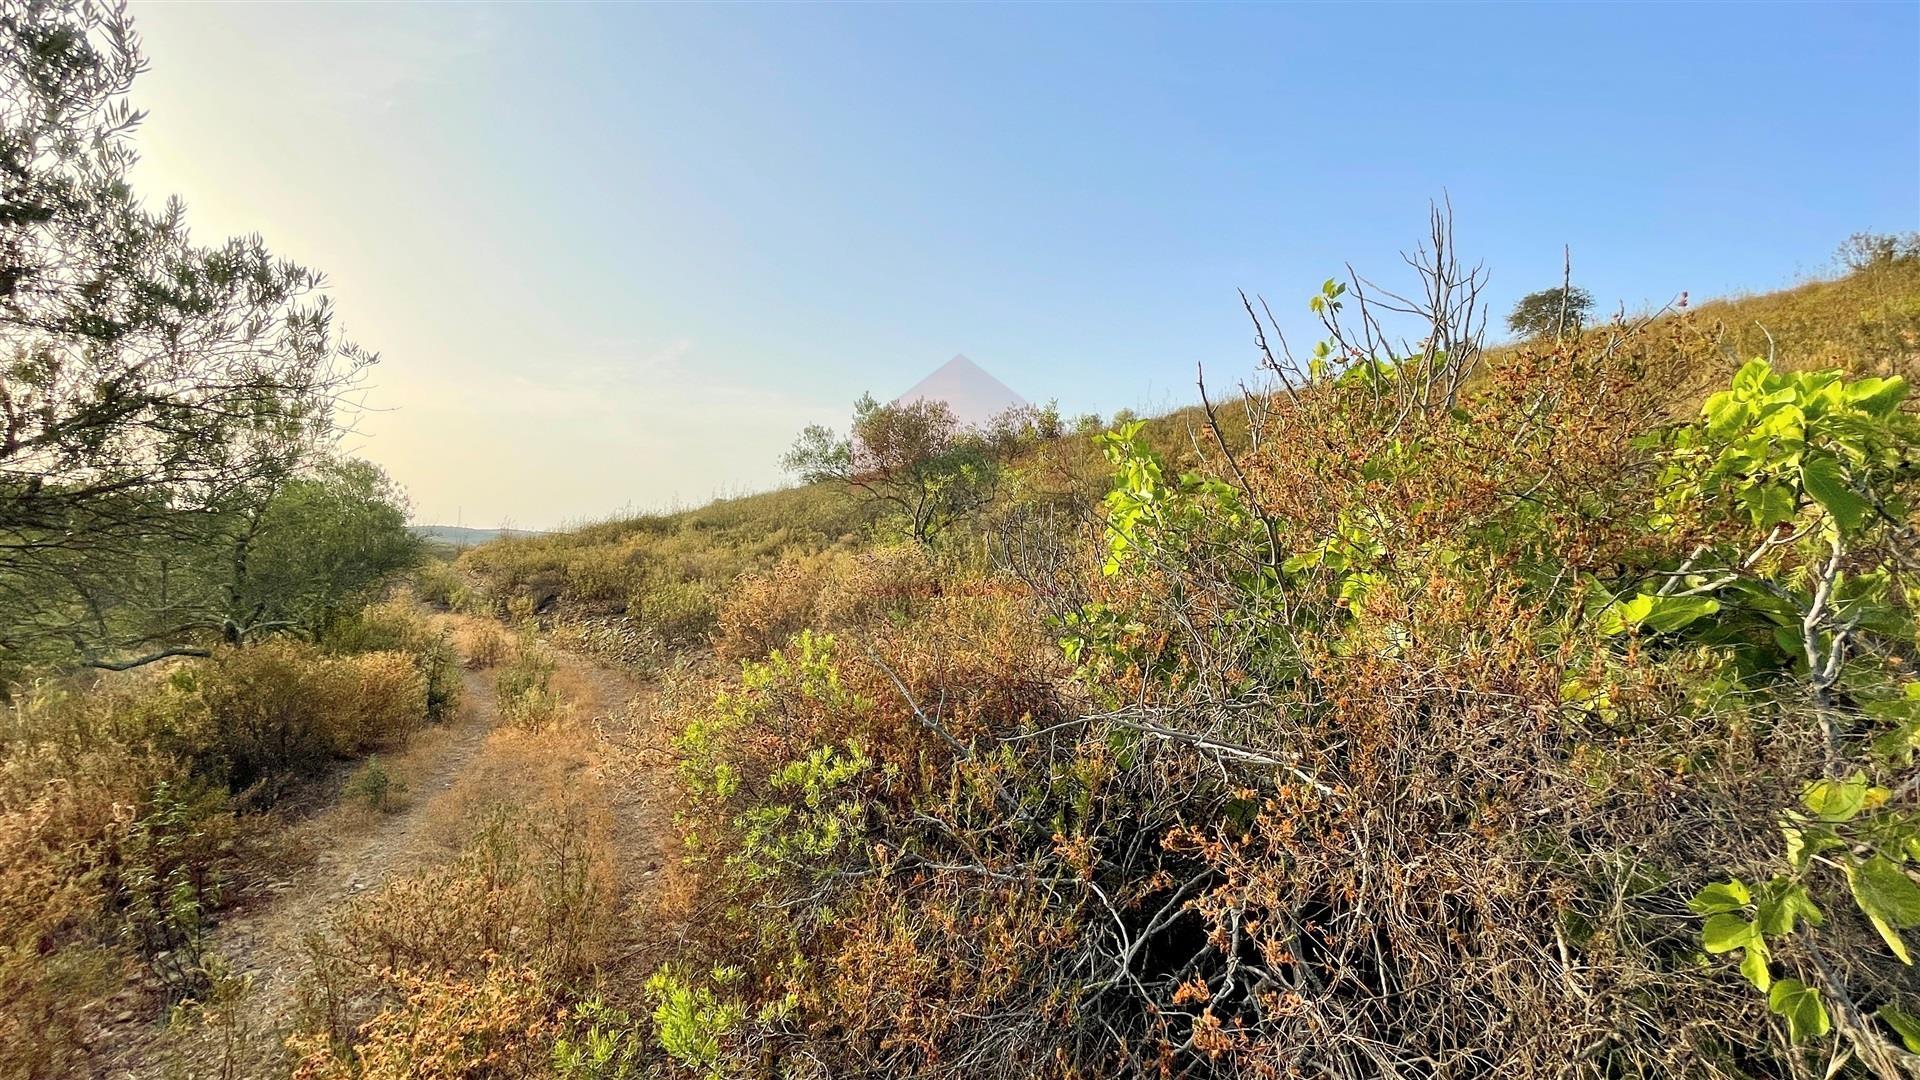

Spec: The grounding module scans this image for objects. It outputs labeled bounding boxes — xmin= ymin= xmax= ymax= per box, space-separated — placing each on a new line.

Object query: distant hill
xmin=896 ymin=354 xmax=1027 ymax=428
xmin=410 ymin=525 xmax=544 ymax=547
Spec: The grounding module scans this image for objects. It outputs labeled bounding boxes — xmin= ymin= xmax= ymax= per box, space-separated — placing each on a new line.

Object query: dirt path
xmin=91 ymin=619 xmax=678 ymax=1079
xmin=546 ymin=644 xmax=685 ymax=976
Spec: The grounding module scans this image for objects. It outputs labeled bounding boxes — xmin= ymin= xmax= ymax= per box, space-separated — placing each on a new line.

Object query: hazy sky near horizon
xmin=124 ymin=2 xmax=1919 ymax=530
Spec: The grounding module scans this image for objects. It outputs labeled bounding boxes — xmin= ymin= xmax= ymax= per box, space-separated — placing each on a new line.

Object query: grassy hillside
xmin=459 ymin=255 xmax=1920 ymax=633
xmin=414 ymin=252 xmax=1920 ymax=1077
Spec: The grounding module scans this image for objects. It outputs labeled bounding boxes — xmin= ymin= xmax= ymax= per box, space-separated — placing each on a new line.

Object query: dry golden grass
xmin=454 ymin=620 xmax=512 ymax=669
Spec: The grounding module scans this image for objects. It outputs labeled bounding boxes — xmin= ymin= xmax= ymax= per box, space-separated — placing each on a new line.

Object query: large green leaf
xmin=1801 ymin=453 xmax=1869 ymax=533
xmin=1701 ymin=913 xmax=1758 ymax=954
xmin=1739 ymin=482 xmax=1797 ymax=530
xmin=1599 ymin=593 xmax=1720 ymax=636
xmin=1739 ymin=938 xmax=1772 ymax=991
xmin=1868 ymin=911 xmax=1912 ymax=965
xmin=1732 ymin=358 xmax=1773 ymax=395
xmin=1846 ymin=375 xmax=1908 ymax=417
xmin=1644 ymin=595 xmax=1720 ymax=633
xmin=1853 ymin=856 xmax=1920 ymax=925
xmin=1850 ymin=857 xmax=1920 ymax=964
xmin=1689 ymin=879 xmax=1750 ymax=915
xmin=1801 ymin=774 xmax=1870 ymax=822
xmin=1767 ymin=978 xmax=1830 ymax=1043
xmin=1879 ymin=1005 xmax=1920 ymax=1053
xmin=1755 ymin=880 xmax=1823 ymax=935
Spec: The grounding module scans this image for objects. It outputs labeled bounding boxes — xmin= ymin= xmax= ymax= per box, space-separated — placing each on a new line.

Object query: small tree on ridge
xmin=1506 ymin=284 xmax=1593 ymax=339
xmin=784 ymin=394 xmax=1006 ymax=544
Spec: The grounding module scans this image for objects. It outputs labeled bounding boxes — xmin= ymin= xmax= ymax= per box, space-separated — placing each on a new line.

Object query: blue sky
xmin=127 ymin=2 xmax=1919 ymax=528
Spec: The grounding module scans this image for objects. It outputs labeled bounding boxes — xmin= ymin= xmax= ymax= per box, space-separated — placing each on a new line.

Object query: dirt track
xmin=89 ymin=617 xmax=675 ymax=1079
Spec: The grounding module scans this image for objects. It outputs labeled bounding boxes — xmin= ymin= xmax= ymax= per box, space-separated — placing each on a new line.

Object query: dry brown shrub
xmin=0 ymin=680 xmax=240 ymax=1077
xmin=423 ymin=724 xmax=599 ymax=852
xmin=857 ymin=587 xmax=1066 ymax=744
xmin=815 ymin=542 xmax=941 ymax=632
xmin=199 ymin=641 xmax=426 ymax=794
xmin=456 ymin=621 xmax=512 ymax=669
xmin=290 ymin=963 xmax=558 ymax=1080
xmin=0 ymin=782 xmax=125 ymax=1078
xmin=715 ymin=550 xmax=838 ymax=662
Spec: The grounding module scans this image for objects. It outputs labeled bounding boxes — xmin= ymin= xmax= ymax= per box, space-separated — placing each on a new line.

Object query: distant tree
xmin=785 ymin=394 xmax=1007 ymax=544
xmin=1834 ymin=231 xmax=1920 ymax=273
xmin=0 ymin=2 xmax=374 ymax=674
xmin=1506 ymin=285 xmax=1593 ymax=339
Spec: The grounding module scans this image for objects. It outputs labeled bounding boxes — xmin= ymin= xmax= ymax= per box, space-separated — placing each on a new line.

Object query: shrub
xmin=323 ymin=601 xmax=462 ymax=722
xmin=342 ymin=756 xmax=407 ymax=814
xmin=647 ymin=235 xmax=1920 ymax=1077
xmin=196 ymin=641 xmax=426 ymax=795
xmin=1836 ymin=230 xmax=1920 ymax=272
xmin=628 ymin=577 xmax=716 ymax=647
xmin=111 ymin=778 xmax=233 ymax=1000
xmin=414 ymin=560 xmax=471 ymax=611
xmin=292 ymin=964 xmax=559 ymax=1080
xmin=815 ymin=542 xmax=942 ymax=634
xmin=644 ymin=967 xmax=744 ymax=1079
xmin=714 ymin=551 xmax=836 ymax=662
xmin=496 ymin=635 xmax=573 ymax=732
xmin=0 ymin=681 xmax=240 ymax=1074
xmin=550 ymin=998 xmax=648 ymax=1080
xmin=459 ymin=621 xmax=512 ymax=669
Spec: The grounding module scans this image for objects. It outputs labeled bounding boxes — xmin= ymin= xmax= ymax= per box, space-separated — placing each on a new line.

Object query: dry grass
xmin=455 ymin=620 xmax=512 ymax=669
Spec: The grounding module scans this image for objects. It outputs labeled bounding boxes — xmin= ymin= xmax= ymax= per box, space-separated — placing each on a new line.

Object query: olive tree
xmin=0 ymin=1 xmax=375 ymax=673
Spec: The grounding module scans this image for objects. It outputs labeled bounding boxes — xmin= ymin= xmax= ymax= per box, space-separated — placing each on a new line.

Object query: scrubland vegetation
xmin=426 ymin=235 xmax=1920 ymax=1078
xmin=5 ymin=3 xmax=1920 ymax=1079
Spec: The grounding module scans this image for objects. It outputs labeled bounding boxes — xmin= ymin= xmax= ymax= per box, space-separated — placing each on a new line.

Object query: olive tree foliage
xmin=784 ymin=394 xmax=1049 ymax=544
xmin=0 ymin=1 xmax=383 ymax=675
xmin=1506 ymin=283 xmax=1593 ymax=339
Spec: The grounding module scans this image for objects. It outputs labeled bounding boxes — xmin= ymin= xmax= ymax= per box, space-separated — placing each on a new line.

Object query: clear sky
xmin=124 ymin=1 xmax=1919 ymax=530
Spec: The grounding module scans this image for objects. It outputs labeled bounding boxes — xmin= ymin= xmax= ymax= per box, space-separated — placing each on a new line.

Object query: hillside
xmin=416 ymin=252 xmax=1920 ymax=1076
xmin=7 ymin=4 xmax=1917 ymax=1076
xmin=464 ymin=255 xmax=1920 ymax=628
xmin=10 ymin=244 xmax=1920 ymax=1078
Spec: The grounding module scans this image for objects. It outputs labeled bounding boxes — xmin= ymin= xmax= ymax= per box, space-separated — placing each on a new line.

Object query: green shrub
xmin=551 ymin=998 xmax=648 ymax=1080
xmin=343 ymin=756 xmax=407 ymax=813
xmin=496 ymin=634 xmax=572 ymax=731
xmin=414 ymin=560 xmax=471 ymax=611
